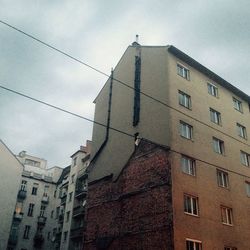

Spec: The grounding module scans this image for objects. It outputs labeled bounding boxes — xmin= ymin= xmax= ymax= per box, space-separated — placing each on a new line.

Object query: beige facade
xmin=0 ymin=140 xmax=23 ymax=250
xmin=89 ymin=43 xmax=250 ymax=249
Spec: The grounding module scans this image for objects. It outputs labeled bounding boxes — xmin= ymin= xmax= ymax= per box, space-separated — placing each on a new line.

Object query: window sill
xmin=218 ymin=185 xmax=230 ymax=190
xmin=222 ymin=222 xmax=233 ymax=227
xmin=180 ymin=135 xmax=194 ymax=142
xmin=184 ymin=212 xmax=199 ymax=218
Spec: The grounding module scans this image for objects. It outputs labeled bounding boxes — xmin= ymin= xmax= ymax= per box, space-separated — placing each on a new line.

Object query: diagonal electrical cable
xmin=0 ymin=20 xmax=249 ymax=148
xmin=0 ymin=84 xmax=134 ymax=138
xmin=0 ymin=83 xmax=250 ymax=179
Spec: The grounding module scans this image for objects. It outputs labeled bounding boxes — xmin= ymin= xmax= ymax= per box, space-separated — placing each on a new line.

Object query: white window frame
xmin=179 ymin=90 xmax=191 ymax=109
xmin=221 ymin=206 xmax=233 ymax=225
xmin=233 ymin=97 xmax=243 ymax=112
xmin=180 ymin=121 xmax=193 ymax=140
xmin=217 ymin=170 xmax=229 ymax=188
xmin=207 ymin=82 xmax=218 ymax=97
xmin=213 ymin=137 xmax=224 ymax=155
xmin=237 ymin=123 xmax=247 ymax=139
xmin=184 ymin=194 xmax=199 ymax=216
xmin=177 ymin=63 xmax=190 ymax=80
xmin=186 ymin=238 xmax=202 ymax=250
xmin=210 ymin=108 xmax=221 ymax=125
xmin=181 ymin=156 xmax=196 ymax=176
xmin=240 ymin=151 xmax=250 ymax=166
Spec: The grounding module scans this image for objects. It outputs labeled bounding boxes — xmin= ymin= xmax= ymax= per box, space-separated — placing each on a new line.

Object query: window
xmin=237 ymin=123 xmax=247 ymax=139
xmin=186 ymin=239 xmax=202 ymax=250
xmin=233 ymin=97 xmax=242 ymax=112
xmin=23 ymin=225 xmax=31 ymax=239
xmin=71 ymin=174 xmax=75 ymax=184
xmin=224 ymin=247 xmax=237 ymax=250
xmin=51 ymin=210 xmax=54 ymax=218
xmin=40 ymin=205 xmax=46 ymax=217
xmin=68 ymin=192 xmax=73 ymax=202
xmin=54 ymin=190 xmax=57 ymax=198
xmin=177 ymin=64 xmax=190 ymax=80
xmin=180 ymin=121 xmax=193 ymax=140
xmin=20 ymin=180 xmax=27 ymax=191
xmin=210 ymin=108 xmax=221 ymax=125
xmin=217 ymin=170 xmax=229 ymax=188
xmin=184 ymin=194 xmax=199 ymax=216
xmin=63 ymin=231 xmax=68 ymax=241
xmin=66 ymin=211 xmax=70 ymax=222
xmin=24 ymin=159 xmax=40 ymax=167
xmin=207 ymin=82 xmax=218 ymax=97
xmin=221 ymin=206 xmax=233 ymax=225
xmin=73 ymin=157 xmax=77 ymax=166
xmin=181 ymin=156 xmax=196 ymax=176
xmin=27 ymin=203 xmax=34 ymax=217
xmin=56 ymin=207 xmax=60 ymax=219
xmin=213 ymin=137 xmax=224 ymax=155
xmin=179 ymin=91 xmax=191 ymax=109
xmin=240 ymin=151 xmax=250 ymax=166
xmin=32 ymin=186 xmax=38 ymax=195
xmin=246 ymin=182 xmax=250 ymax=197
xmin=47 ymin=232 xmax=51 ymax=240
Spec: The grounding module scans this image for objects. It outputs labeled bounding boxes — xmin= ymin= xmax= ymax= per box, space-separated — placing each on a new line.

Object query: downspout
xmin=89 ymin=69 xmax=114 ymax=163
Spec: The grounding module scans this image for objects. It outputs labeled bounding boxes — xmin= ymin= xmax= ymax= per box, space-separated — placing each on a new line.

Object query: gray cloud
xmin=0 ymin=0 xmax=249 ymax=167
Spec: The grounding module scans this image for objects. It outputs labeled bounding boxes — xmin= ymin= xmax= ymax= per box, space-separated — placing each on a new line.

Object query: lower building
xmin=0 ymin=140 xmax=23 ymax=250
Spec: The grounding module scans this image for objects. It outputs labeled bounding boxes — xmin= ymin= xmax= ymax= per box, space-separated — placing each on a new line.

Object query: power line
xmin=0 ymin=20 xmax=249 ymax=148
xmin=0 ymin=84 xmax=133 ymax=138
xmin=0 ymin=83 xmax=249 ymax=180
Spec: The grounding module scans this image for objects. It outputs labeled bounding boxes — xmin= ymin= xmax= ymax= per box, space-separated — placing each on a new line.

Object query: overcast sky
xmin=0 ymin=0 xmax=250 ymax=168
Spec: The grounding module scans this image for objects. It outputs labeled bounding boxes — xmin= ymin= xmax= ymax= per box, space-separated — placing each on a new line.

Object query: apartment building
xmin=54 ymin=141 xmax=91 ymax=250
xmin=7 ymin=151 xmax=63 ymax=250
xmin=86 ymin=42 xmax=250 ymax=249
xmin=0 ymin=140 xmax=23 ymax=250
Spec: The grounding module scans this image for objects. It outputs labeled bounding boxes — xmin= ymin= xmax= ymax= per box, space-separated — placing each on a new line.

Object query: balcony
xmin=77 ymin=168 xmax=88 ymax=180
xmin=70 ymin=226 xmax=85 ymax=239
xmin=37 ymin=216 xmax=47 ymax=226
xmin=73 ymin=206 xmax=85 ymax=218
xmin=33 ymin=234 xmax=44 ymax=248
xmin=60 ymin=195 xmax=67 ymax=205
xmin=41 ymin=195 xmax=49 ymax=204
xmin=13 ymin=212 xmax=23 ymax=221
xmin=75 ymin=185 xmax=87 ymax=199
xmin=17 ymin=189 xmax=27 ymax=199
xmin=8 ymin=234 xmax=18 ymax=246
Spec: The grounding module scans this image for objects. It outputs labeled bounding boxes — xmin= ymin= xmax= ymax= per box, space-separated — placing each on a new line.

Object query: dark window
xmin=23 ymin=225 xmax=31 ymax=239
xmin=32 ymin=187 xmax=38 ymax=195
xmin=27 ymin=203 xmax=34 ymax=217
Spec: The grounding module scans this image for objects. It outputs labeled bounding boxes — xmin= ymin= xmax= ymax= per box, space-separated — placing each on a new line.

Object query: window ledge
xmin=184 ymin=212 xmax=199 ymax=218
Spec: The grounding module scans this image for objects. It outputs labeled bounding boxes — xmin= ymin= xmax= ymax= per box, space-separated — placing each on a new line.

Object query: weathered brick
xmin=84 ymin=140 xmax=173 ymax=250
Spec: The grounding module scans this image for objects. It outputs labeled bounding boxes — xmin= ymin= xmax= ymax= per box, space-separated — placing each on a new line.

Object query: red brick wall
xmin=84 ymin=141 xmax=173 ymax=250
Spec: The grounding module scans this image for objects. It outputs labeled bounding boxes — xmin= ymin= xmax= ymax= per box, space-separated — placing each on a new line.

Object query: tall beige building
xmin=89 ymin=43 xmax=250 ymax=249
xmin=0 ymin=140 xmax=23 ymax=250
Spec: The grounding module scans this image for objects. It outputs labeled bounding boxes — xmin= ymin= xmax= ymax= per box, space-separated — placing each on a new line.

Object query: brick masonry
xmin=84 ymin=140 xmax=173 ymax=250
